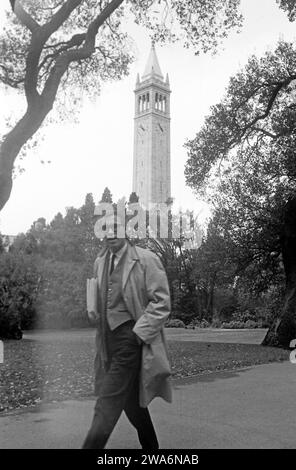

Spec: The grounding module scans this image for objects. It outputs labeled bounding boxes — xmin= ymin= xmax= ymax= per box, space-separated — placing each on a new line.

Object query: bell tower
xmin=132 ymin=43 xmax=171 ymax=208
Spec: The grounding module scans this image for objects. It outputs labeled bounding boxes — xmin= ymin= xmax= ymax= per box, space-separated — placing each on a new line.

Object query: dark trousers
xmin=82 ymin=320 xmax=159 ymax=449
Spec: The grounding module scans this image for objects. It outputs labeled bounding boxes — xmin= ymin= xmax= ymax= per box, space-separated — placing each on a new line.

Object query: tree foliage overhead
xmin=0 ymin=0 xmax=243 ymax=102
xmin=0 ymin=0 xmax=244 ymax=212
xmin=277 ymin=0 xmax=296 ymax=21
xmin=185 ymin=40 xmax=296 ymax=275
xmin=1 ymin=0 xmax=134 ymax=96
xmin=185 ymin=40 xmax=296 ymax=192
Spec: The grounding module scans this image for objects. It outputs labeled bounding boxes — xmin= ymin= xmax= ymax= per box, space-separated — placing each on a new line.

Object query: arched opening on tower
xmin=155 ymin=93 xmax=166 ymax=112
xmin=138 ymin=93 xmax=151 ymax=112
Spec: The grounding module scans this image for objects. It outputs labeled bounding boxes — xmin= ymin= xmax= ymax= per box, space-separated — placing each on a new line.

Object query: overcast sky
xmin=0 ymin=0 xmax=296 ymax=235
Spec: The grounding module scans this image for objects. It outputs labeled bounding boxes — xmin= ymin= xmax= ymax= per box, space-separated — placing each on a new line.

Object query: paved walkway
xmin=1 ymin=361 xmax=295 ymax=449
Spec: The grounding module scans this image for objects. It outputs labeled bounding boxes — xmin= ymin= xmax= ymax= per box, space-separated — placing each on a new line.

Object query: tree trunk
xmin=205 ymin=272 xmax=217 ymax=322
xmin=0 ymin=169 xmax=13 ymax=213
xmin=0 ymin=103 xmax=49 ymax=212
xmin=262 ymin=196 xmax=296 ymax=348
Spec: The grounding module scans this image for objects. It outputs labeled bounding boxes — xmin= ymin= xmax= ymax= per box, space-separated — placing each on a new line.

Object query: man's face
xmin=105 ymin=223 xmax=126 ymax=253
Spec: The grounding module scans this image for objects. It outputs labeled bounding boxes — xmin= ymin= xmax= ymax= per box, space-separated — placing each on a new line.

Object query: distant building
xmin=133 ymin=43 xmax=171 ymax=208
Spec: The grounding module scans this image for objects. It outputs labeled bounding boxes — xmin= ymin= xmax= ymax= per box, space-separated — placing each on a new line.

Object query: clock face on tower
xmin=155 ymin=122 xmax=165 ymax=135
xmin=137 ymin=124 xmax=146 ymax=136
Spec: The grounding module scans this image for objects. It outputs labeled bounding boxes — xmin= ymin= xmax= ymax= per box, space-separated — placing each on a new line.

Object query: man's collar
xmin=109 ymin=240 xmax=127 ymax=259
xmin=98 ymin=239 xmax=139 ymax=260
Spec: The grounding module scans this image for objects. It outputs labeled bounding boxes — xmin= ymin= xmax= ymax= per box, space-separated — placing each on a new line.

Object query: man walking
xmin=82 ymin=215 xmax=172 ymax=449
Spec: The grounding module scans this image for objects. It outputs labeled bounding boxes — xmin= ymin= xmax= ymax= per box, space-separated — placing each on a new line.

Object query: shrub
xmin=185 ymin=323 xmax=196 ymax=329
xmin=221 ymin=302 xmax=268 ymax=329
xmin=0 ymin=252 xmax=40 ymax=338
xmin=35 ymin=260 xmax=89 ymax=329
xmin=165 ymin=319 xmax=186 ymax=328
xmin=219 ymin=319 xmax=265 ymax=329
xmin=186 ymin=318 xmax=199 ymax=328
xmin=221 ymin=321 xmax=243 ymax=329
xmin=186 ymin=318 xmax=212 ymax=329
xmin=244 ymin=319 xmax=263 ymax=329
xmin=199 ymin=319 xmax=210 ymax=328
xmin=219 ymin=304 xmax=237 ymax=321
xmin=214 ymin=286 xmax=283 ymax=329
xmin=211 ymin=318 xmax=222 ymax=328
xmin=173 ymin=290 xmax=200 ymax=324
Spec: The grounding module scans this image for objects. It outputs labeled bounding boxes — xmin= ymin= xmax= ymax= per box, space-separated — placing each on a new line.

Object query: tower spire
xmin=142 ymin=42 xmax=164 ymax=81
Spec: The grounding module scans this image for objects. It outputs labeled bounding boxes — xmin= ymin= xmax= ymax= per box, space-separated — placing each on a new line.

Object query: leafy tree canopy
xmin=277 ymin=0 xmax=296 ymax=21
xmin=0 ymin=0 xmax=244 ymax=212
xmin=185 ymin=41 xmax=296 ymax=278
xmin=128 ymin=191 xmax=139 ymax=203
xmin=100 ymin=186 xmax=113 ymax=203
xmin=1 ymin=0 xmax=244 ymax=108
xmin=185 ymin=40 xmax=296 ymax=193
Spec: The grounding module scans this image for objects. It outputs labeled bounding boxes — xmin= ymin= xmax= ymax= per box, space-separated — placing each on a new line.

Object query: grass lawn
xmin=0 ymin=335 xmax=289 ymax=413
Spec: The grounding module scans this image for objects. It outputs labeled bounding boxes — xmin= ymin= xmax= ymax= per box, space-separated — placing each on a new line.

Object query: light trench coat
xmin=93 ymin=242 xmax=173 ymax=407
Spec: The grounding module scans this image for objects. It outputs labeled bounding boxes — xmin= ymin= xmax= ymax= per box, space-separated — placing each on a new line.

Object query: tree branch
xmin=43 ymin=33 xmax=86 ymax=50
xmin=21 ymin=1 xmax=86 ymax=106
xmin=237 ymin=76 xmax=296 ymax=142
xmin=41 ymin=0 xmax=125 ymax=103
xmin=252 ymin=127 xmax=279 ymax=139
xmin=73 ymin=0 xmax=125 ymax=59
xmin=10 ymin=0 xmax=40 ymax=32
xmin=38 ymin=33 xmax=86 ymax=73
xmin=1 ymin=0 xmax=127 ymax=212
xmin=42 ymin=0 xmax=84 ymax=42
